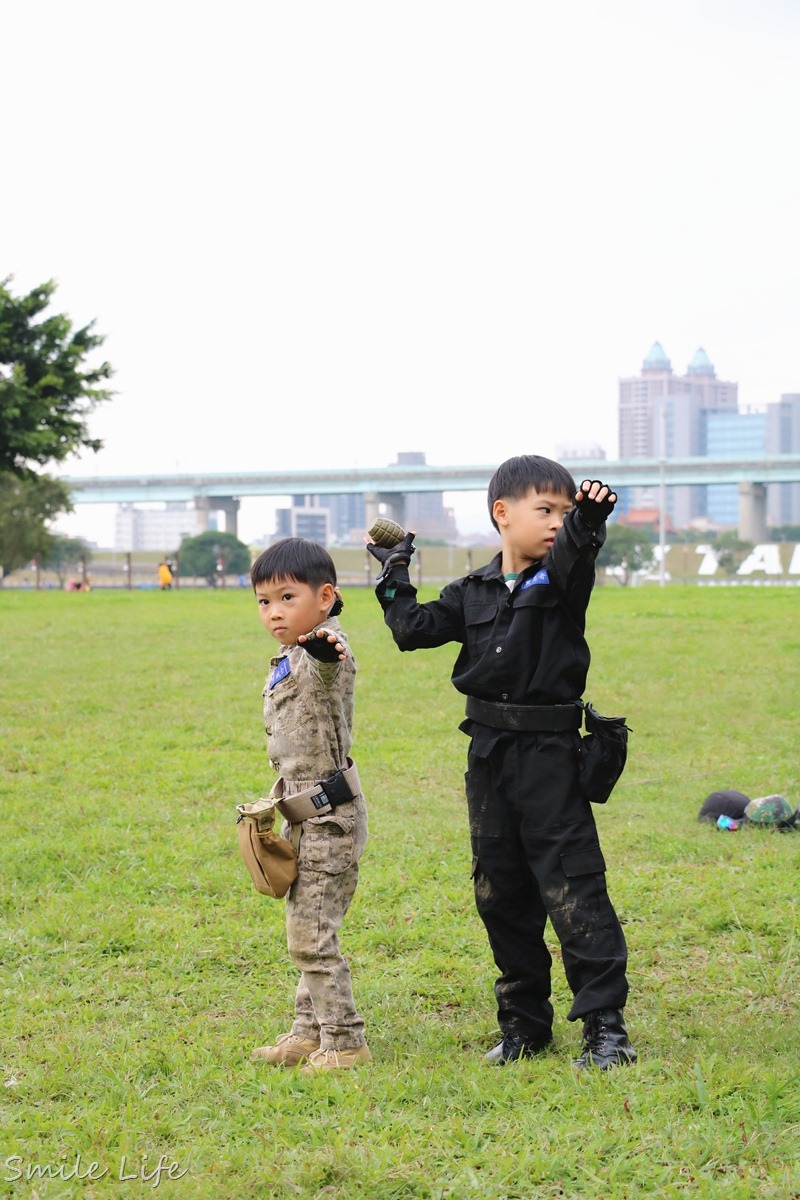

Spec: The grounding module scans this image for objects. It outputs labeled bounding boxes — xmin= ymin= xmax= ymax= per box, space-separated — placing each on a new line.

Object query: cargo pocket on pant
xmin=470 ymin=853 xmax=496 ymax=909
xmin=465 ymin=760 xmax=503 ymax=838
xmin=298 ymin=800 xmax=366 ymax=874
xmin=558 ymin=846 xmax=609 ymax=931
xmin=561 ymin=847 xmax=606 ymax=878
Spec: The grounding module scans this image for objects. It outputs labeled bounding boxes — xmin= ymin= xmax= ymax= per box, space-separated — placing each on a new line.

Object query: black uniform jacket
xmin=376 ymin=509 xmax=606 ymax=756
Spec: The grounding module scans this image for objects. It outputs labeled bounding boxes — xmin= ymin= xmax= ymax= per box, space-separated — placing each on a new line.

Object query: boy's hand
xmin=575 ymin=480 xmax=617 ymax=530
xmin=364 ymin=530 xmax=417 ymax=574
xmin=298 ymin=628 xmax=347 ymax=663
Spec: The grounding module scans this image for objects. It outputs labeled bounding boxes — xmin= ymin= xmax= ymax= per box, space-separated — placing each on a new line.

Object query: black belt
xmin=465 ymin=696 xmax=583 ymax=733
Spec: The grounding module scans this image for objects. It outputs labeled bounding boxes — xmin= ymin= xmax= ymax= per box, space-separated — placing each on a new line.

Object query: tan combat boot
xmin=251 ymin=1032 xmax=320 ymax=1066
xmin=300 ymin=1044 xmax=372 ymax=1074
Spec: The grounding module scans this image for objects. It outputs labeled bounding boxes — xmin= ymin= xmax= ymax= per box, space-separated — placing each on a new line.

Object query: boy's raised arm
xmin=548 ymin=479 xmax=616 ymax=604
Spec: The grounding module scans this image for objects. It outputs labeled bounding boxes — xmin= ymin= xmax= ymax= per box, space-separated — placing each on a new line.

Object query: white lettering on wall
xmin=696 ymin=545 xmax=720 ymax=575
xmin=737 ymin=545 xmax=783 ymax=575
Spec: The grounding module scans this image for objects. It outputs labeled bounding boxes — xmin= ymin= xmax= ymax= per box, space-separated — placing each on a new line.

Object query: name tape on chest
xmin=519 ymin=568 xmax=549 ymax=590
xmin=269 ymin=657 xmax=292 ymax=689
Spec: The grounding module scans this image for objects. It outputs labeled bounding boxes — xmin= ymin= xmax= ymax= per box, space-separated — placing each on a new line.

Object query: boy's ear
xmin=492 ymin=498 xmax=509 ymax=528
xmin=318 ymin=581 xmax=336 ymax=609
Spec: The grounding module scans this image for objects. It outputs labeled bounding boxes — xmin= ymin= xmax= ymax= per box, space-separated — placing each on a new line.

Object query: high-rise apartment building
xmin=704 ymin=410 xmax=767 ymax=525
xmin=766 ymin=393 xmax=800 ymax=526
xmin=618 ymin=343 xmax=738 ymax=525
xmin=619 ymin=342 xmax=689 ymax=461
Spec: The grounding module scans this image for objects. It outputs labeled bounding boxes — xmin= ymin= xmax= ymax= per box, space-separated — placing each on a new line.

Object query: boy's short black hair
xmin=250 ymin=538 xmax=337 ymax=590
xmin=487 ymin=455 xmax=577 ymax=531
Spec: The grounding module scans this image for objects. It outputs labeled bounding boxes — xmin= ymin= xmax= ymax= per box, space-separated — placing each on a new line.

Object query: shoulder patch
xmin=520 ymin=568 xmax=549 ymax=590
xmin=269 ymin=657 xmax=292 ymax=689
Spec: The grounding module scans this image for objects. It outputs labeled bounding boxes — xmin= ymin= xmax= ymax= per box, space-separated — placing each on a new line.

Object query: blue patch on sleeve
xmin=519 ymin=568 xmax=549 ymax=590
xmin=269 ymin=657 xmax=292 ymax=689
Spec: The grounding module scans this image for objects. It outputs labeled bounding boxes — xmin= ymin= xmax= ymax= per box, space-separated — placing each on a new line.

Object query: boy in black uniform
xmin=366 ymin=455 xmax=636 ymax=1069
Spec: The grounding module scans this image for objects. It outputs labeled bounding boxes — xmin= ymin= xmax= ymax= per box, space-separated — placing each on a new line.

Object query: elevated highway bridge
xmin=61 ymin=454 xmax=800 ymax=543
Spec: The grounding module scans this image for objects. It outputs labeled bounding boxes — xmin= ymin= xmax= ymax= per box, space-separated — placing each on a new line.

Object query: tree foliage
xmin=0 ymin=279 xmax=113 ymax=576
xmin=177 ymin=531 xmax=252 ymax=585
xmin=715 ymin=531 xmax=753 ymax=575
xmin=0 ymin=472 xmax=72 ymax=580
xmin=41 ymin=534 xmax=93 ymax=585
xmin=771 ymin=524 xmax=800 ymax=542
xmin=0 ymin=277 xmax=113 ymax=477
xmin=596 ymin=524 xmax=655 ymax=585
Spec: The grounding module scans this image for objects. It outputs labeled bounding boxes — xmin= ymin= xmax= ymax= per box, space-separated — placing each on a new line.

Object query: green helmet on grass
xmin=744 ymin=795 xmax=797 ymax=829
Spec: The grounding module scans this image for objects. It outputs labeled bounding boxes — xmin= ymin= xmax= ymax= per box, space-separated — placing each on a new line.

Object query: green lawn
xmin=1 ymin=585 xmax=798 ymax=1199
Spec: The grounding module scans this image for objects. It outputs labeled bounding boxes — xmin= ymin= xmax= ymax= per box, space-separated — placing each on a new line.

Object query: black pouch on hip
xmin=578 ymin=702 xmax=630 ymax=804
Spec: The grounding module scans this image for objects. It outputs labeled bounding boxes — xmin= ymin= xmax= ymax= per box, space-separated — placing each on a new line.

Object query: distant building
xmin=705 ymin=409 xmax=767 ymax=525
xmin=555 ymin=442 xmax=607 ymax=462
xmin=272 ymin=494 xmax=361 ymax=546
xmin=617 ymin=507 xmax=672 ymax=532
xmin=618 ymin=343 xmax=739 ymax=526
xmin=115 ymin=503 xmax=204 ymax=552
xmin=766 ymin=393 xmax=800 ymax=526
xmin=272 ymin=451 xmax=457 ymax=546
xmin=618 ymin=344 xmax=800 ymax=530
xmin=315 ymin=492 xmax=366 ymax=542
xmin=396 ymin=452 xmax=458 ymax=542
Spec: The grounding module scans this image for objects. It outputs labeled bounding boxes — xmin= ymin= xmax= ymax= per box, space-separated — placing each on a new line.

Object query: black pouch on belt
xmin=578 ymin=702 xmax=630 ymax=804
xmin=319 ymin=769 xmax=355 ymax=807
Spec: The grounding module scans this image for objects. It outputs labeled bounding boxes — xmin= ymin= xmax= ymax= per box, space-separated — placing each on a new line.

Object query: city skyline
xmin=57 ymin=332 xmax=800 ymax=546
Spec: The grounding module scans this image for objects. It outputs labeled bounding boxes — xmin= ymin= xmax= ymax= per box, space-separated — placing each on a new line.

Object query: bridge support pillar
xmin=194 ymin=496 xmax=211 ymax=532
xmin=364 ymin=491 xmax=406 ymax=531
xmin=219 ymin=497 xmax=240 ymax=537
xmin=193 ymin=496 xmax=240 ymax=537
xmin=738 ymin=482 xmax=767 ymax=543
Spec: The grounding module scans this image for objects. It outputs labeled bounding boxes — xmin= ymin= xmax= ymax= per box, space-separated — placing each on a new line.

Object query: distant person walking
xmin=158 ymin=560 xmax=174 ymax=590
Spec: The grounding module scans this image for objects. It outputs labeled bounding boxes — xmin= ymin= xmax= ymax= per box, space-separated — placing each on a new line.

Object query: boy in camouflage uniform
xmin=249 ymin=538 xmax=370 ymax=1072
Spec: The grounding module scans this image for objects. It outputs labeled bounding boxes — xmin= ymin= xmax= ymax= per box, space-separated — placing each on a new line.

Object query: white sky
xmin=3 ymin=0 xmax=799 ymax=544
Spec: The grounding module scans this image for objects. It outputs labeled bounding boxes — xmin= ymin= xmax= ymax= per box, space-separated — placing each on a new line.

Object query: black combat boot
xmin=484 ymin=1033 xmax=554 ymax=1064
xmin=573 ymin=1008 xmax=637 ymax=1070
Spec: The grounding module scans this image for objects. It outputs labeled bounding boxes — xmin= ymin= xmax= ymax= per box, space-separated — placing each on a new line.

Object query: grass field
xmin=1 ymin=583 xmax=799 ymax=1200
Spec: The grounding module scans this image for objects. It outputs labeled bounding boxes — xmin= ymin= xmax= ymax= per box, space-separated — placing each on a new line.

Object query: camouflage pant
xmin=283 ymin=794 xmax=368 ymax=1050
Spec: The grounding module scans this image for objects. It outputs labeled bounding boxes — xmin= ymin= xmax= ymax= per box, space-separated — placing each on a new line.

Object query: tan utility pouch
xmin=236 ymin=798 xmax=298 ymax=898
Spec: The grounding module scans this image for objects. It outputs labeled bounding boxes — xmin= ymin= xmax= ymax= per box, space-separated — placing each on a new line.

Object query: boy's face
xmin=493 ymin=486 xmax=574 ymax=564
xmin=254 ymin=575 xmax=335 ymax=646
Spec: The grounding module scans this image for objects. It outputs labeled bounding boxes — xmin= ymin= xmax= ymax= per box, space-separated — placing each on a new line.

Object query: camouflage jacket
xmin=262 ymin=618 xmax=356 ymax=789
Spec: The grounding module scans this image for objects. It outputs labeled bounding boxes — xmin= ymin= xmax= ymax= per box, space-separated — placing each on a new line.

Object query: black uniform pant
xmin=465 ymin=731 xmax=629 ymax=1044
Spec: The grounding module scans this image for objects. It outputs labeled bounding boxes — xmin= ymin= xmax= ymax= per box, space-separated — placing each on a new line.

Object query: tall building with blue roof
xmin=618 ymin=343 xmax=739 ymax=525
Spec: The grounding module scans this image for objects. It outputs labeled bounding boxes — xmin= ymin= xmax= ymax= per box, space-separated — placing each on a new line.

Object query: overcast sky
xmin=3 ymin=0 xmax=799 ymax=542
